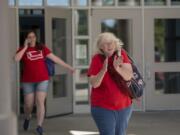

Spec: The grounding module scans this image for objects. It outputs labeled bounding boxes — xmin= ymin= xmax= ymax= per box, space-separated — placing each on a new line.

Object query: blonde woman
xmin=88 ymin=32 xmax=133 ymax=135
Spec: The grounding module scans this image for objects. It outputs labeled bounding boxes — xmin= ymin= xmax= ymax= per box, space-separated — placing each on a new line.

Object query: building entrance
xmin=18 ymin=9 xmax=73 ymax=117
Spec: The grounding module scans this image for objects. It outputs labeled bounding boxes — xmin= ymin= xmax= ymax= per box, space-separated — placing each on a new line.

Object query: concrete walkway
xmin=18 ymin=111 xmax=180 ymax=135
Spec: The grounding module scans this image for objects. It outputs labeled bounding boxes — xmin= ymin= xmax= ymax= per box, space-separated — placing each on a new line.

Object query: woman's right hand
xmin=14 ymin=39 xmax=29 ymax=62
xmin=24 ymin=39 xmax=29 ymax=48
xmin=89 ymin=57 xmax=108 ymax=88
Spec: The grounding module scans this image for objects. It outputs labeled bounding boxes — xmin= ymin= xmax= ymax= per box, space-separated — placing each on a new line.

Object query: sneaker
xmin=36 ymin=126 xmax=44 ymax=135
xmin=23 ymin=119 xmax=30 ymax=131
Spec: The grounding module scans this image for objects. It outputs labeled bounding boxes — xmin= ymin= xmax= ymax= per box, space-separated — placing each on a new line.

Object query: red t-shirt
xmin=17 ymin=46 xmax=51 ymax=82
xmin=87 ymin=50 xmax=132 ymax=110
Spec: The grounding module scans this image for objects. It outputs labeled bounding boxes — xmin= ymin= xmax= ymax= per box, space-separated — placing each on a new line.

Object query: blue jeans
xmin=91 ymin=106 xmax=132 ymax=135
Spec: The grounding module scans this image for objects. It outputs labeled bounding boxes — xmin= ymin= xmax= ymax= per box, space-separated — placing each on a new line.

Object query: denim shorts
xmin=21 ymin=80 xmax=49 ymax=95
xmin=91 ymin=106 xmax=132 ymax=135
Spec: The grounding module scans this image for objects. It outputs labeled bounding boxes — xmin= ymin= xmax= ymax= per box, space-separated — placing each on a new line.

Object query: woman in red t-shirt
xmin=88 ymin=32 xmax=133 ymax=135
xmin=14 ymin=30 xmax=75 ymax=135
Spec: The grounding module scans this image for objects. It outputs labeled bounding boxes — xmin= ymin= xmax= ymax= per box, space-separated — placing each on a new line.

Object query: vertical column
xmin=0 ymin=0 xmax=17 ymax=135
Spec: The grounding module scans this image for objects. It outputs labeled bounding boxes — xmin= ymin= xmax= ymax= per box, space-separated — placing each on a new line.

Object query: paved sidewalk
xmin=18 ymin=111 xmax=180 ymax=135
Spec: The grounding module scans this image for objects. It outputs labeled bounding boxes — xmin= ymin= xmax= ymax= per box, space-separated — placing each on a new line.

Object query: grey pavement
xmin=18 ymin=111 xmax=180 ymax=135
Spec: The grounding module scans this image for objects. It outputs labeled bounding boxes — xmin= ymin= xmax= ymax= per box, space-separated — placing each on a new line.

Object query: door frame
xmin=45 ymin=7 xmax=73 ymax=117
xmin=9 ymin=7 xmax=19 ymax=114
xmin=91 ymin=8 xmax=145 ymax=111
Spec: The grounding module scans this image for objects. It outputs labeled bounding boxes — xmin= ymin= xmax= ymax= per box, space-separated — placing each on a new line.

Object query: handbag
xmin=122 ymin=50 xmax=145 ymax=99
xmin=101 ymin=50 xmax=145 ymax=99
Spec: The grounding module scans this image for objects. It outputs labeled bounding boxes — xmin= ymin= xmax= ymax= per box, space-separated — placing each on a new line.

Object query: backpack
xmin=45 ymin=58 xmax=55 ymax=76
xmin=42 ymin=47 xmax=55 ymax=76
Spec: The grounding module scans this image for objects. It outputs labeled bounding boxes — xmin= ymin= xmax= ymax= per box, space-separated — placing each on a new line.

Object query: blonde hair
xmin=95 ymin=32 xmax=124 ymax=54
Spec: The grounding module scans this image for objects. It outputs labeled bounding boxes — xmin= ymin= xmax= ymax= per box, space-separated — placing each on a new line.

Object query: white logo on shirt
xmin=27 ymin=50 xmax=43 ymax=61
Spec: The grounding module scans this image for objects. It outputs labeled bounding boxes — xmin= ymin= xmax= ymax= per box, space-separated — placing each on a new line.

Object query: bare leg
xmin=24 ymin=93 xmax=35 ymax=119
xmin=35 ymin=91 xmax=47 ymax=126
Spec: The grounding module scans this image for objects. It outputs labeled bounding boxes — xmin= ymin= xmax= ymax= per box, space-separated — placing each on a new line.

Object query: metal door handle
xmin=146 ymin=63 xmax=151 ymax=80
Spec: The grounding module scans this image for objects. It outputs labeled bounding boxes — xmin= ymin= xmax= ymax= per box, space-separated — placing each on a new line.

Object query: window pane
xmin=171 ymin=0 xmax=180 ymax=5
xmin=32 ymin=9 xmax=44 ymax=15
xmin=19 ymin=9 xmax=44 ymax=16
xmin=155 ymin=19 xmax=180 ymax=62
xmin=101 ymin=19 xmax=132 ymax=51
xmin=75 ymin=39 xmax=89 ymax=66
xmin=103 ymin=0 xmax=115 ymax=6
xmin=9 ymin=0 xmax=15 ymax=6
xmin=19 ymin=0 xmax=42 ymax=6
xmin=52 ymin=18 xmax=68 ymax=98
xmin=52 ymin=18 xmax=67 ymax=61
xmin=145 ymin=0 xmax=166 ymax=5
xmin=74 ymin=10 xmax=88 ymax=36
xmin=119 ymin=0 xmax=140 ymax=6
xmin=92 ymin=0 xmax=102 ymax=6
xmin=75 ymin=69 xmax=89 ymax=104
xmin=74 ymin=0 xmax=88 ymax=6
xmin=155 ymin=72 xmax=180 ymax=94
xmin=47 ymin=0 xmax=69 ymax=6
xmin=92 ymin=0 xmax=115 ymax=6
xmin=53 ymin=75 xmax=67 ymax=98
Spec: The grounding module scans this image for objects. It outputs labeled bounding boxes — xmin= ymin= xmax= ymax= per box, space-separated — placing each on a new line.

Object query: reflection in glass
xmin=145 ymin=0 xmax=166 ymax=5
xmin=19 ymin=0 xmax=42 ymax=6
xmin=155 ymin=72 xmax=180 ymax=94
xmin=75 ymin=69 xmax=89 ymax=104
xmin=52 ymin=18 xmax=66 ymax=61
xmin=92 ymin=0 xmax=115 ymax=6
xmin=75 ymin=40 xmax=89 ymax=66
xmin=53 ymin=75 xmax=67 ymax=98
xmin=74 ymin=0 xmax=88 ymax=6
xmin=155 ymin=19 xmax=180 ymax=62
xmin=9 ymin=0 xmax=15 ymax=6
xmin=171 ymin=0 xmax=180 ymax=5
xmin=101 ymin=19 xmax=132 ymax=51
xmin=47 ymin=0 xmax=69 ymax=6
xmin=119 ymin=0 xmax=140 ymax=6
xmin=74 ymin=10 xmax=88 ymax=36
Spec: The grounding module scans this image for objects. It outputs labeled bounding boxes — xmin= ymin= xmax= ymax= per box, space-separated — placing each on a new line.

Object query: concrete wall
xmin=0 ymin=0 xmax=17 ymax=134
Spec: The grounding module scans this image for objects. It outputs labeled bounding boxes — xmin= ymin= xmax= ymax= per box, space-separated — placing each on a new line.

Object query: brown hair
xmin=25 ymin=30 xmax=44 ymax=50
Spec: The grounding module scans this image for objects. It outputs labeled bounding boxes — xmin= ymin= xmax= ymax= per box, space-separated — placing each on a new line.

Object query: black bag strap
xmin=122 ymin=49 xmax=144 ymax=78
xmin=121 ymin=49 xmax=134 ymax=64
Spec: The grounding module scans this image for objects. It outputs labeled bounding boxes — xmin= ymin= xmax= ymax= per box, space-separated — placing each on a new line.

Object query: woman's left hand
xmin=69 ymin=67 xmax=76 ymax=74
xmin=113 ymin=55 xmax=123 ymax=70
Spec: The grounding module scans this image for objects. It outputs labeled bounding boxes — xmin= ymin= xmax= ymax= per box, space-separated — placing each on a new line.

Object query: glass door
xmin=45 ymin=8 xmax=73 ymax=117
xmin=91 ymin=9 xmax=144 ymax=110
xmin=144 ymin=8 xmax=180 ymax=110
